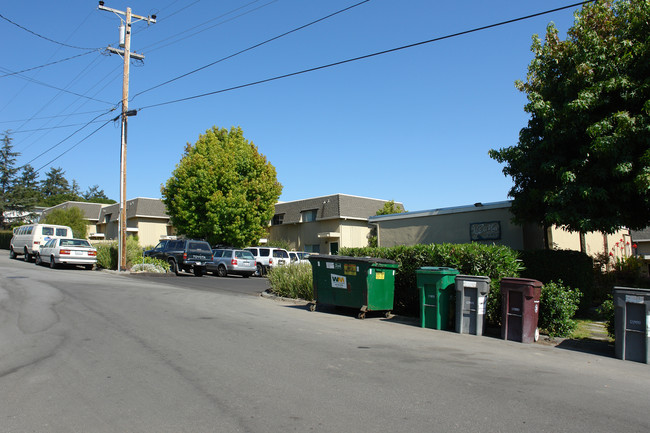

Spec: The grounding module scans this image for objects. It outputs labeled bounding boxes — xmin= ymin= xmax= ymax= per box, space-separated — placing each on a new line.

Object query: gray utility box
xmin=613 ymin=287 xmax=650 ymax=364
xmin=455 ymin=275 xmax=491 ymax=335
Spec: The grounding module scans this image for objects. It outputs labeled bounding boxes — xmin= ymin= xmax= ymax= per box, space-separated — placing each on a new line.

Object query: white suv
xmin=245 ymin=247 xmax=290 ymax=276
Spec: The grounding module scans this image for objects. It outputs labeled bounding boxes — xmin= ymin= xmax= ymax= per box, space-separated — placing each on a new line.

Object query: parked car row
xmin=9 ymin=224 xmax=312 ymax=276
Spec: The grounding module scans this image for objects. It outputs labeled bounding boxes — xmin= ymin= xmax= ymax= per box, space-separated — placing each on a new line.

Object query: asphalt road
xmin=1 ymin=252 xmax=649 ymax=433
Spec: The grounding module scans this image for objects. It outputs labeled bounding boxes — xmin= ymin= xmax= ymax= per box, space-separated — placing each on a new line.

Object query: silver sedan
xmin=36 ymin=238 xmax=97 ymax=270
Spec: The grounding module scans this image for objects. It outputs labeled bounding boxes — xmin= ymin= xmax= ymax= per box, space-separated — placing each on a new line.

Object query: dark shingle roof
xmin=631 ymin=227 xmax=650 ymax=242
xmin=98 ymin=198 xmax=169 ymax=220
xmin=274 ymin=194 xmax=402 ymax=223
xmin=43 ymin=201 xmax=106 ymax=221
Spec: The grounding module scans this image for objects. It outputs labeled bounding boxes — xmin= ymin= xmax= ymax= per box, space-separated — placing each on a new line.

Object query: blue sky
xmin=1 ymin=0 xmax=583 ymax=212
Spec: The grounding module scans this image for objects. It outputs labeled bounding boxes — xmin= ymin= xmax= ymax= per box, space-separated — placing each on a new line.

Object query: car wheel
xmin=9 ymin=248 xmax=16 ymax=259
xmin=255 ymin=264 xmax=264 ymax=277
xmin=85 ymin=264 xmax=93 ymax=270
xmin=49 ymin=256 xmax=57 ymax=269
xmin=24 ymin=248 xmax=31 ymax=262
xmin=217 ymin=265 xmax=227 ymax=277
xmin=35 ymin=253 xmax=42 ymax=266
xmin=168 ymin=259 xmax=179 ymax=276
xmin=194 ymin=267 xmax=204 ymax=277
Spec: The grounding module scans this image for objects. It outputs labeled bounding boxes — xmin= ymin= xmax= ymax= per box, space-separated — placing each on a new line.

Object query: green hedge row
xmin=340 ymin=243 xmax=522 ymax=324
xmin=0 ymin=231 xmax=12 ymax=250
xmin=519 ymin=249 xmax=594 ymax=313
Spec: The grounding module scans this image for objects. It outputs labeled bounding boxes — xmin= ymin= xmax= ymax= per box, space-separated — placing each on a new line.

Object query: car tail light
xmin=34 ymin=241 xmax=40 ymax=245
xmin=59 ymin=249 xmax=71 ymax=255
xmin=183 ymin=252 xmax=187 ymax=260
xmin=269 ymin=258 xmax=273 ymax=264
xmin=231 ymin=259 xmax=237 ymax=266
xmin=89 ymin=251 xmax=97 ymax=256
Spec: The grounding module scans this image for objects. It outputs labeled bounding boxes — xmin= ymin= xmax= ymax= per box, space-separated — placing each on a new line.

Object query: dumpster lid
xmin=308 ymin=255 xmax=398 ymax=267
xmin=456 ymin=274 xmax=491 ymax=283
xmin=613 ymin=286 xmax=650 ymax=295
xmin=416 ymin=267 xmax=459 ymax=274
xmin=500 ymin=277 xmax=542 ymax=287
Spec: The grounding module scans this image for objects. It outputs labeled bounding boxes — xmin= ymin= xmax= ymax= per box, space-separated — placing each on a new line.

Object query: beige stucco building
xmin=268 ymin=194 xmax=404 ymax=254
xmin=369 ymin=200 xmax=630 ymax=258
xmin=42 ymin=198 xmax=174 ymax=247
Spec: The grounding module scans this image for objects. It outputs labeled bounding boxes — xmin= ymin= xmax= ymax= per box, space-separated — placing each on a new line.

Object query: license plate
xmin=75 ymin=251 xmax=84 ymax=255
xmin=278 ymin=260 xmax=285 ymax=265
xmin=243 ymin=261 xmax=250 ymax=266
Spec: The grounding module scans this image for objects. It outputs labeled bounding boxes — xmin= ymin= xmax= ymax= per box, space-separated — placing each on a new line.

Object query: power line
xmin=0 ymin=109 xmax=111 ymax=124
xmin=0 ymin=51 xmax=98 ymax=78
xmin=138 ymin=1 xmax=595 ymax=111
xmin=1 ymin=66 xmax=115 ymax=105
xmin=0 ymin=12 xmax=102 ymax=50
xmin=141 ymin=0 xmax=277 ymax=53
xmin=34 ymin=117 xmax=115 ymax=173
xmin=132 ymin=0 xmax=371 ymax=100
xmin=9 ymin=120 xmax=109 ymax=134
xmin=22 ymin=108 xmax=118 ymax=170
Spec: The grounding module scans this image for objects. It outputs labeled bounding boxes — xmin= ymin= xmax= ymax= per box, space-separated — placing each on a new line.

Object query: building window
xmin=301 ymin=209 xmax=318 ymax=222
xmin=305 ymin=244 xmax=320 ymax=253
xmin=272 ymin=214 xmax=284 ymax=225
xmin=105 ymin=214 xmax=111 ymax=223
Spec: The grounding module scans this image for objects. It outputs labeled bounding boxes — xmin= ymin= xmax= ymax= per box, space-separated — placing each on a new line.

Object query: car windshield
xmin=236 ymin=251 xmax=254 ymax=260
xmin=59 ymin=239 xmax=91 ymax=247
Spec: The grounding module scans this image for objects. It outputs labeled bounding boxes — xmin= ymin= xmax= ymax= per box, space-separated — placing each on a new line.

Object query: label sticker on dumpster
xmin=464 ymin=281 xmax=477 ymax=288
xmin=331 ymin=274 xmax=347 ymax=289
xmin=326 ymin=262 xmax=335 ymax=269
xmin=344 ymin=264 xmax=357 ymax=276
xmin=626 ymin=295 xmax=644 ymax=304
xmin=478 ymin=296 xmax=487 ymax=314
xmin=375 ymin=271 xmax=385 ymax=280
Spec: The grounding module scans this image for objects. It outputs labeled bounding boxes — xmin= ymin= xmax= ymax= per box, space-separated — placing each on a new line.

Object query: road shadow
xmin=553 ymin=338 xmax=615 ymax=358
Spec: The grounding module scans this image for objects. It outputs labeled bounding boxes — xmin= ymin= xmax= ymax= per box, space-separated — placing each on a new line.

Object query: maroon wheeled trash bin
xmin=500 ymin=277 xmax=542 ymax=343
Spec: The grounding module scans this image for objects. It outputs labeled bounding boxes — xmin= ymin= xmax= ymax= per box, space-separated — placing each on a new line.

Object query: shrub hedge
xmin=518 ymin=249 xmax=594 ymax=314
xmin=0 ymin=231 xmax=12 ymax=250
xmin=94 ymin=237 xmax=145 ymax=270
xmin=538 ymin=280 xmax=583 ymax=337
xmin=267 ymin=263 xmax=314 ymax=300
xmin=340 ymin=243 xmax=522 ymax=324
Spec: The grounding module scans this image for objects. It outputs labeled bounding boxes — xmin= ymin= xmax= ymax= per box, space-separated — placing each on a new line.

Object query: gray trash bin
xmin=455 ymin=275 xmax=491 ymax=335
xmin=613 ymin=287 xmax=650 ymax=364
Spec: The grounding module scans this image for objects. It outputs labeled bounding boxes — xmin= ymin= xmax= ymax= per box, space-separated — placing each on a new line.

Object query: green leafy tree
xmin=376 ymin=200 xmax=405 ymax=215
xmin=41 ymin=207 xmax=88 ymax=239
xmin=369 ymin=200 xmax=405 ymax=247
xmin=11 ymin=164 xmax=42 ymax=216
xmin=0 ymin=131 xmax=19 ymax=227
xmin=39 ymin=167 xmax=80 ymax=206
xmin=489 ymin=1 xmax=650 ymax=234
xmin=82 ymin=185 xmax=115 ymax=204
xmin=162 ymin=126 xmax=283 ymax=247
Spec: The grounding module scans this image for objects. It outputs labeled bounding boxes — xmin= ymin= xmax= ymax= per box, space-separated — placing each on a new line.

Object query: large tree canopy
xmin=162 ymin=126 xmax=283 ymax=247
xmin=489 ymin=1 xmax=650 ymax=233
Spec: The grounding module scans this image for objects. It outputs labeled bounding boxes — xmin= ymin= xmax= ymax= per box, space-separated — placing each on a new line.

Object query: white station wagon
xmin=36 ymin=238 xmax=97 ymax=270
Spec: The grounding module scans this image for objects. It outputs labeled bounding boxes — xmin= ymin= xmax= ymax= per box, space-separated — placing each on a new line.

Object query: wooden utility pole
xmin=98 ymin=2 xmax=155 ymax=271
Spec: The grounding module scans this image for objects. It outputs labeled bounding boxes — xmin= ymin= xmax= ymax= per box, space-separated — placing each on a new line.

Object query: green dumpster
xmin=308 ymin=255 xmax=398 ymax=319
xmin=417 ymin=267 xmax=459 ymax=330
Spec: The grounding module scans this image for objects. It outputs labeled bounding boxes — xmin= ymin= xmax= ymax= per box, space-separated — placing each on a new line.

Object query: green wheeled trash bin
xmin=416 ymin=267 xmax=459 ymax=330
xmin=613 ymin=287 xmax=650 ymax=364
xmin=500 ymin=277 xmax=542 ymax=343
xmin=308 ymin=255 xmax=398 ymax=319
xmin=455 ymin=275 xmax=491 ymax=335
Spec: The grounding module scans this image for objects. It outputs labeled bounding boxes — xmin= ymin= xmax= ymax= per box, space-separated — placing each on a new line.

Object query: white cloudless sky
xmin=0 ymin=0 xmax=584 ymax=211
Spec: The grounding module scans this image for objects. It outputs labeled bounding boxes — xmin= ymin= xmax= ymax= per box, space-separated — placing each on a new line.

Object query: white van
xmin=10 ymin=224 xmax=74 ymax=262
